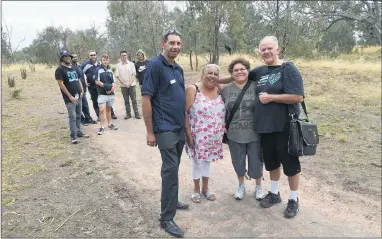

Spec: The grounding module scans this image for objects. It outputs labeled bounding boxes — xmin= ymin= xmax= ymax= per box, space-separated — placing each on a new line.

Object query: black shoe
xmin=124 ymin=114 xmax=131 ymax=120
xmin=177 ymin=201 xmax=189 ymax=210
xmin=81 ymin=121 xmax=89 ymax=126
xmin=85 ymin=119 xmax=97 ymax=124
xmin=284 ymin=198 xmax=299 ymax=218
xmin=97 ymin=118 xmax=100 ymax=122
xmin=97 ymin=127 xmax=105 ymax=135
xmin=108 ymin=124 xmax=118 ymax=130
xmin=260 ymin=191 xmax=282 ymax=208
xmin=77 ymin=132 xmax=90 ymax=138
xmin=112 ymin=115 xmax=117 ymax=119
xmin=71 ymin=137 xmax=78 ymax=144
xmin=135 ymin=114 xmax=141 ymax=119
xmin=160 ymin=219 xmax=184 ymax=238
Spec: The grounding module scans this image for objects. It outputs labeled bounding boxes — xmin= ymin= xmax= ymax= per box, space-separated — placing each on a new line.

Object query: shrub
xmin=20 ymin=68 xmax=27 ymax=79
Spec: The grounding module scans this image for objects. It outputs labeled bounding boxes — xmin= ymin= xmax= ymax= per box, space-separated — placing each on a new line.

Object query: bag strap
xmin=282 ymin=62 xmax=309 ymax=121
xmin=226 ymin=80 xmax=252 ymax=130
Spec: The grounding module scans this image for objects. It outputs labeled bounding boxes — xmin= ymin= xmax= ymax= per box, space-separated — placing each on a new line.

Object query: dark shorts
xmin=260 ymin=128 xmax=301 ymax=177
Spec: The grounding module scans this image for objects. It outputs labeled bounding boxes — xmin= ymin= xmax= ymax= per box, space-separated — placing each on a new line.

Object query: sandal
xmin=202 ymin=189 xmax=216 ymax=201
xmin=191 ymin=193 xmax=201 ymax=203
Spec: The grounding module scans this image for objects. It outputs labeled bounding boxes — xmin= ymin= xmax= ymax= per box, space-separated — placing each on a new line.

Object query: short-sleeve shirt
xmin=135 ymin=60 xmax=149 ymax=86
xmin=249 ymin=62 xmax=304 ymax=133
xmin=55 ymin=65 xmax=82 ymax=103
xmin=82 ymin=60 xmax=100 ymax=89
xmin=73 ymin=63 xmax=86 ymax=92
xmin=141 ymin=54 xmax=185 ymax=133
xmin=221 ymin=81 xmax=258 ymax=143
xmin=96 ymin=66 xmax=116 ymax=95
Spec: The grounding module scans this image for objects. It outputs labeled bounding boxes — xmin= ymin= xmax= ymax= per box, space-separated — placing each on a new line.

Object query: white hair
xmin=259 ymin=36 xmax=279 ymax=48
xmin=202 ymin=64 xmax=220 ymax=75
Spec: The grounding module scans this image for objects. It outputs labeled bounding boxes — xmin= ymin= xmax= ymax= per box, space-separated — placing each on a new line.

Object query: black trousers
xmin=88 ymin=86 xmax=116 ymax=118
xmin=81 ymin=94 xmax=93 ymax=122
xmin=155 ymin=129 xmax=185 ymax=221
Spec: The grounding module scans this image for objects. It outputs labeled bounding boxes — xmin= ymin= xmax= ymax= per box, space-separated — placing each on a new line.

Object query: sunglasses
xmin=163 ymin=29 xmax=182 ymax=40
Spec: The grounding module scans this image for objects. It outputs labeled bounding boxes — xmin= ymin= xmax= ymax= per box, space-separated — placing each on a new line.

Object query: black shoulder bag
xmin=280 ymin=61 xmax=319 ymax=156
xmin=222 ymin=80 xmax=252 ymax=144
xmin=288 ymin=102 xmax=319 ymax=156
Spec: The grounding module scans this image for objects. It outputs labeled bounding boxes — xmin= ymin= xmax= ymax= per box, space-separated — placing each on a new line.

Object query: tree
xmin=106 ymin=1 xmax=170 ymax=59
xmin=2 ymin=18 xmax=26 ymax=64
xmin=318 ymin=20 xmax=356 ymax=55
xmin=299 ymin=0 xmax=381 ymax=44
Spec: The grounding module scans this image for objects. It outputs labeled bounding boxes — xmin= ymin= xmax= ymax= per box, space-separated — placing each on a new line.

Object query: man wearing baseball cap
xmin=55 ymin=50 xmax=89 ymax=144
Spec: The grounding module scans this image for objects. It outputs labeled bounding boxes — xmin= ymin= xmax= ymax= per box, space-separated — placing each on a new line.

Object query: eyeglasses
xmin=233 ymin=68 xmax=248 ymax=73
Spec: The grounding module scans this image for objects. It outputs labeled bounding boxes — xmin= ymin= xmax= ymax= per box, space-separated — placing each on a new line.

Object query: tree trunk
xmin=195 ymin=53 xmax=199 ymax=71
xmin=189 ymin=50 xmax=193 ymax=70
xmin=212 ymin=6 xmax=221 ymax=64
xmin=275 ymin=0 xmax=280 ymax=40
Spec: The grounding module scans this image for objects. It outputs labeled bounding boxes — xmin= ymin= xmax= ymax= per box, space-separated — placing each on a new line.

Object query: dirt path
xmin=87 ymin=91 xmax=381 ymax=237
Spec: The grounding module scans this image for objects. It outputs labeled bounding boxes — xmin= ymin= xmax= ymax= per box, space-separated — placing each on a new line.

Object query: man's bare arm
xmin=117 ymin=76 xmax=126 ymax=86
xmin=95 ymin=80 xmax=104 ymax=87
xmin=259 ymin=92 xmax=303 ymax=105
xmin=218 ymin=75 xmax=234 ymax=84
xmin=79 ymin=80 xmax=84 ymax=95
xmin=58 ymin=80 xmax=77 ymax=103
xmin=58 ymin=80 xmax=73 ymax=98
xmin=270 ymin=94 xmax=303 ymax=104
xmin=142 ymin=95 xmax=154 ymax=134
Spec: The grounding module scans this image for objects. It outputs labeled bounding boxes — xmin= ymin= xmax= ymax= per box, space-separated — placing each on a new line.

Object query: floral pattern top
xmin=186 ymin=85 xmax=226 ymax=162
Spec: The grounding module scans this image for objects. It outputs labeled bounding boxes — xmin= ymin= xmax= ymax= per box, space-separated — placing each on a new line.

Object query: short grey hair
xmin=202 ymin=64 xmax=220 ymax=75
xmin=259 ymin=36 xmax=279 ymax=48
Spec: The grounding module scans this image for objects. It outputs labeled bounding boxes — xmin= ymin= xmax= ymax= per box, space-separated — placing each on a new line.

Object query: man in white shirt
xmin=115 ymin=51 xmax=140 ymax=119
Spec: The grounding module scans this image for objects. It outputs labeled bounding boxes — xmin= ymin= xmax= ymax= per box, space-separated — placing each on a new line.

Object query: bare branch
xmin=13 ymin=36 xmax=26 ymax=52
xmin=362 ymin=0 xmax=372 ymax=12
xmin=325 ymin=18 xmax=346 ymax=31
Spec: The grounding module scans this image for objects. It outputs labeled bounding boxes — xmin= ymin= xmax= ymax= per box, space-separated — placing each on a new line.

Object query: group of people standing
xmin=55 ymin=28 xmax=305 ymax=238
xmin=55 ymin=49 xmax=149 ymax=143
xmin=141 ymin=30 xmax=304 ymax=238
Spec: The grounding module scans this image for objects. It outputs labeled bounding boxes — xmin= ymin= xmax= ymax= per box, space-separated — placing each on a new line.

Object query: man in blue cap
xmin=55 ymin=50 xmax=89 ymax=144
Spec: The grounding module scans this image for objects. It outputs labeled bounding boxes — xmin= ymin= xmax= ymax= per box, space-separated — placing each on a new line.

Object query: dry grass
xmin=1 ymin=66 xmax=70 ymax=206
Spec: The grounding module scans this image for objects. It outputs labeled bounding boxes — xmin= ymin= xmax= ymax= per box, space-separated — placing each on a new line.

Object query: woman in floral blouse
xmin=185 ymin=64 xmax=225 ymax=203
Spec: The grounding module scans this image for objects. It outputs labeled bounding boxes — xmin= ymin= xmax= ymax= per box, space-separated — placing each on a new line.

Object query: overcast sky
xmin=2 ymin=1 xmax=178 ymax=51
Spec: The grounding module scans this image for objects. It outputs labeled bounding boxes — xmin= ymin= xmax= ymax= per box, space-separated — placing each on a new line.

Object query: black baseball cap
xmin=59 ymin=50 xmax=73 ymax=59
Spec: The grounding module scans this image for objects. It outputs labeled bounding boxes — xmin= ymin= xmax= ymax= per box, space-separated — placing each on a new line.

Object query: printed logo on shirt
xmin=258 ymin=72 xmax=281 ymax=86
xmin=138 ymin=65 xmax=146 ymax=72
xmin=67 ymin=71 xmax=79 ymax=82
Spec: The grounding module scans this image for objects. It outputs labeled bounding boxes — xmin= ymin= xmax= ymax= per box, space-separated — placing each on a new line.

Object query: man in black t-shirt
xmin=135 ymin=49 xmax=149 ymax=87
xmin=218 ymin=36 xmax=304 ymax=219
xmin=55 ymin=50 xmax=89 ymax=144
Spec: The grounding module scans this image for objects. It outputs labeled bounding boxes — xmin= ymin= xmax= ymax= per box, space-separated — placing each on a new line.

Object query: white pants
xmin=192 ymin=159 xmax=211 ymax=180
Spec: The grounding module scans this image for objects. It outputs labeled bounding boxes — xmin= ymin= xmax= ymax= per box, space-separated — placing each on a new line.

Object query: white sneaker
xmin=234 ymin=184 xmax=246 ymax=200
xmin=255 ymin=185 xmax=264 ymax=201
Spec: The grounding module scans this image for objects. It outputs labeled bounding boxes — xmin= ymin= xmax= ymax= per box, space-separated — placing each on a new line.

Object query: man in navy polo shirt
xmin=141 ymin=29 xmax=188 ymax=238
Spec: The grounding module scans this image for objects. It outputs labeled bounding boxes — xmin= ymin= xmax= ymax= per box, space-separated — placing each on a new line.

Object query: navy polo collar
xmin=159 ymin=54 xmax=179 ymax=68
